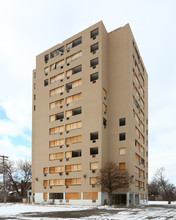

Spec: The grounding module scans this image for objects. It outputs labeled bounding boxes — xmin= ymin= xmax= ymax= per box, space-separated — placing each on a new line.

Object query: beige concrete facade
xmin=32 ymin=21 xmax=148 ymax=206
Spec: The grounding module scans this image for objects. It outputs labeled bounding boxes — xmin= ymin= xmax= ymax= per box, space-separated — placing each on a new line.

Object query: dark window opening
xmin=90 ymin=72 xmax=98 ymax=82
xmin=72 ymin=37 xmax=82 ymax=47
xmin=55 ymin=112 xmax=64 ymax=120
xmin=72 ymin=107 xmax=81 ymax=116
xmin=34 ymin=105 xmax=36 ymax=111
xmin=34 ymin=72 xmax=36 ymax=78
xmin=90 ymin=58 xmax=98 ymax=68
xmin=119 ymin=118 xmax=126 ymax=126
xmin=72 ymin=150 xmax=81 ymax=157
xmin=34 ymin=95 xmax=36 ymax=100
xmin=90 ymin=132 xmax=98 ymax=141
xmin=44 ymin=54 xmax=49 ymax=63
xmin=66 ymin=82 xmax=72 ymax=90
xmin=49 ymin=193 xmax=63 ymax=199
xmin=72 ymin=65 xmax=82 ymax=75
xmin=90 ymin=147 xmax=98 ymax=155
xmin=44 ymin=79 xmax=49 ymax=86
xmin=50 ymin=46 xmax=64 ymax=58
xmin=90 ymin=43 xmax=99 ymax=53
xmin=91 ymin=28 xmax=99 ymax=39
xmin=103 ymin=118 xmax=107 ymax=128
xmin=119 ymin=133 xmax=126 ymax=141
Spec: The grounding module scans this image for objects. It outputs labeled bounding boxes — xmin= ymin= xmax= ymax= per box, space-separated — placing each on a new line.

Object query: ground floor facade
xmin=34 ymin=192 xmax=148 ymax=206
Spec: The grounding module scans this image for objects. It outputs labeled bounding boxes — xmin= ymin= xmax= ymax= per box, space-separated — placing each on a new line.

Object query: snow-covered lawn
xmin=0 ymin=201 xmax=176 ymax=219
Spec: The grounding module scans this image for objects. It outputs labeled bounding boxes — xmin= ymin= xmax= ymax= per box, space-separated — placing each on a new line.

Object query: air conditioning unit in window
xmin=66 ymin=117 xmax=69 ymax=120
xmin=66 ymin=172 xmax=69 ymax=175
xmin=44 ymin=173 xmax=47 ymax=177
xmin=93 ymin=80 xmax=96 ymax=84
xmin=60 ymin=92 xmax=63 ymax=95
xmin=92 ymin=66 xmax=96 ymax=69
xmin=59 ymin=173 xmax=62 ymax=176
xmin=92 ymin=170 xmax=96 ymax=173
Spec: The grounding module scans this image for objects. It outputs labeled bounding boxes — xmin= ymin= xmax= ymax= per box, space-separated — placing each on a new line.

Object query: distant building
xmin=32 ymin=21 xmax=148 ymax=206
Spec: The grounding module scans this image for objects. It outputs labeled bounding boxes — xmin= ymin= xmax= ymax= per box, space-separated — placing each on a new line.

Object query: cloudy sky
xmin=0 ymin=0 xmax=176 ymax=184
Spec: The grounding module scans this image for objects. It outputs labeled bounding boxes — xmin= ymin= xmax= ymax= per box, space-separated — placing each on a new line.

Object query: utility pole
xmin=0 ymin=155 xmax=8 ymax=203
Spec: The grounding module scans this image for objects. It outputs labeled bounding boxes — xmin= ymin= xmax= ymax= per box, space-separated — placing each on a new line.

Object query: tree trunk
xmin=108 ymin=192 xmax=113 ymax=206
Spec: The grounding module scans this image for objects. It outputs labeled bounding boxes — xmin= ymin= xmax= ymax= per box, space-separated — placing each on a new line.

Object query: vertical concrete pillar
xmin=126 ymin=192 xmax=130 ymax=206
xmin=132 ymin=193 xmax=135 ymax=205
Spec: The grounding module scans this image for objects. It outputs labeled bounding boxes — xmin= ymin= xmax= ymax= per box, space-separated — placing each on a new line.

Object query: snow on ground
xmin=0 ymin=202 xmax=176 ymax=219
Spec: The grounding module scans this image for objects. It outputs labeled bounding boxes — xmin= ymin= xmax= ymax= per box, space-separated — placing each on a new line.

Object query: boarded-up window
xmin=49 ymin=166 xmax=64 ymax=173
xmin=43 ymin=193 xmax=47 ymax=199
xmin=43 ymin=180 xmax=47 ymax=187
xmin=56 ymin=60 xmax=64 ymax=69
xmin=83 ymin=192 xmax=98 ymax=200
xmin=49 ymin=99 xmax=64 ymax=109
xmin=49 ymin=152 xmax=64 ymax=160
xmin=50 ymin=72 xmax=64 ymax=83
xmin=49 ymin=125 xmax=64 ymax=135
xmin=103 ymin=103 xmax=107 ymax=114
xmin=66 ymin=121 xmax=82 ymax=131
xmin=50 ymin=85 xmax=64 ymax=96
xmin=90 ymin=162 xmax=98 ymax=170
xmin=65 ymin=164 xmax=81 ymax=172
xmin=49 ymin=139 xmax=64 ymax=147
xmin=119 ymin=162 xmax=126 ymax=170
xmin=65 ymin=192 xmax=81 ymax=200
xmin=66 ymin=93 xmax=82 ymax=104
xmin=49 ymin=179 xmax=64 ymax=186
xmin=66 ymin=51 xmax=82 ymax=64
xmin=65 ymin=135 xmax=82 ymax=144
xmin=90 ymin=177 xmax=98 ymax=185
xmin=43 ymin=167 xmax=48 ymax=173
xmin=119 ymin=148 xmax=126 ymax=156
xmin=65 ymin=178 xmax=81 ymax=186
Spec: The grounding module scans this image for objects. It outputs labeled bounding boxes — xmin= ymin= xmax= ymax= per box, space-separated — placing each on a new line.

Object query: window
xmin=66 ymin=93 xmax=82 ymax=104
xmin=50 ymin=85 xmax=64 ymax=96
xmin=66 ymin=65 xmax=82 ymax=78
xmin=65 ymin=178 xmax=81 ymax=186
xmin=43 ymin=180 xmax=47 ymax=187
xmin=34 ymin=72 xmax=36 ymax=78
xmin=65 ymin=164 xmax=81 ymax=172
xmin=49 ymin=99 xmax=64 ymax=109
xmin=34 ymin=83 xmax=36 ymax=89
xmin=34 ymin=94 xmax=36 ymax=100
xmin=43 ymin=193 xmax=47 ymax=199
xmin=90 ymin=58 xmax=98 ymax=68
xmin=43 ymin=167 xmax=48 ymax=174
xmin=56 ymin=60 xmax=64 ymax=69
xmin=90 ymin=72 xmax=98 ymax=82
xmin=119 ymin=133 xmax=126 ymax=141
xmin=72 ymin=107 xmax=82 ymax=116
xmin=44 ymin=67 xmax=49 ymax=76
xmin=83 ymin=192 xmax=98 ymax=200
xmin=119 ymin=162 xmax=126 ymax=170
xmin=66 ymin=121 xmax=82 ymax=131
xmin=50 ymin=46 xmax=64 ymax=58
xmin=90 ymin=132 xmax=98 ymax=141
xmin=49 ymin=138 xmax=64 ymax=148
xmin=50 ymin=112 xmax=64 ymax=122
xmin=44 ymin=54 xmax=49 ymax=63
xmin=49 ymin=152 xmax=64 ymax=160
xmin=65 ymin=193 xmax=81 ymax=199
xmin=49 ymin=125 xmax=64 ymax=135
xmin=65 ymin=135 xmax=82 ymax=145
xmin=90 ymin=43 xmax=99 ymax=53
xmin=44 ymin=79 xmax=49 ymax=86
xmin=66 ymin=51 xmax=82 ymax=65
xmin=91 ymin=28 xmax=99 ymax=39
xmin=66 ymin=79 xmax=82 ymax=91
xmin=103 ymin=118 xmax=107 ymax=128
xmin=66 ymin=37 xmax=82 ymax=51
xmin=49 ymin=193 xmax=63 ymax=199
xmin=103 ymin=88 xmax=107 ymax=99
xmin=34 ymin=105 xmax=36 ymax=111
xmin=65 ymin=150 xmax=82 ymax=158
xmin=49 ymin=166 xmax=64 ymax=173
xmin=49 ymin=179 xmax=64 ymax=186
xmin=90 ymin=177 xmax=98 ymax=185
xmin=90 ymin=162 xmax=98 ymax=170
xmin=119 ymin=148 xmax=126 ymax=156
xmin=90 ymin=147 xmax=98 ymax=155
xmin=103 ymin=103 xmax=107 ymax=114
xmin=119 ymin=118 xmax=125 ymax=126
xmin=50 ymin=72 xmax=64 ymax=83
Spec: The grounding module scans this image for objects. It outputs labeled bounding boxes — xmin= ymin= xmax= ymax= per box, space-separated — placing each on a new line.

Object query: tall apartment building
xmin=32 ymin=21 xmax=148 ymax=206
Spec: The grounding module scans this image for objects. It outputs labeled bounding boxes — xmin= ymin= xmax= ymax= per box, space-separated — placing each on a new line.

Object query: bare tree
xmin=5 ymin=160 xmax=31 ymax=197
xmin=98 ymin=162 xmax=129 ymax=205
xmin=148 ymin=181 xmax=161 ymax=201
xmin=153 ymin=167 xmax=176 ymax=204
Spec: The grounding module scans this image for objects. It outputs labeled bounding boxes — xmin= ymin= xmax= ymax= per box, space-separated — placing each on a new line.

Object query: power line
xmin=0 ymin=155 xmax=9 ymax=203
